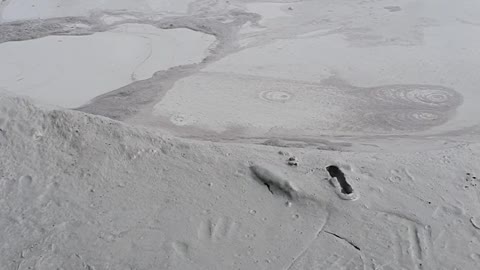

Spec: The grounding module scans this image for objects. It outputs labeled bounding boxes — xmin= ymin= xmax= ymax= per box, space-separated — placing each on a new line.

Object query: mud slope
xmin=2 ymin=94 xmax=480 ymax=269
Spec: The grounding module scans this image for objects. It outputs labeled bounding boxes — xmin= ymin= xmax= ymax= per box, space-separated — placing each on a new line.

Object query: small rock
xmin=287 ymin=156 xmax=299 ymax=166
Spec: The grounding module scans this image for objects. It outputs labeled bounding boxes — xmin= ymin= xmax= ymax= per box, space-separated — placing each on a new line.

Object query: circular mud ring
xmin=259 ymin=90 xmax=293 ymax=103
xmin=360 ymin=110 xmax=447 ymax=131
xmin=364 ymin=85 xmax=462 ymax=109
xmin=170 ymin=114 xmax=192 ymax=126
xmin=410 ymin=111 xmax=439 ymax=121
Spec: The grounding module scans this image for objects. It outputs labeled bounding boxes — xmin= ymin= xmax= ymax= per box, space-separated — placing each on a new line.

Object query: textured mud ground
xmin=1 ymin=95 xmax=480 ymax=269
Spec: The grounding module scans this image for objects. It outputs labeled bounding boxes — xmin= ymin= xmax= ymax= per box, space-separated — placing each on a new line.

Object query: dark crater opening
xmin=326 ymin=165 xmax=353 ymax=194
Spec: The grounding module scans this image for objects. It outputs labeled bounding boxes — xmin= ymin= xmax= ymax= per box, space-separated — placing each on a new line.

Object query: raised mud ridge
xmin=250 ymin=164 xmax=299 ymax=199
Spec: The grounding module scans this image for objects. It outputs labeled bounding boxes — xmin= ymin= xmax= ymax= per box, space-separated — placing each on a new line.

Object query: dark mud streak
xmin=76 ymin=12 xmax=259 ymax=120
xmin=78 ymin=64 xmax=197 ymax=120
xmin=0 ymin=15 xmax=105 ymax=44
xmin=326 ymin=165 xmax=353 ymax=194
xmin=325 ymin=231 xmax=361 ymax=251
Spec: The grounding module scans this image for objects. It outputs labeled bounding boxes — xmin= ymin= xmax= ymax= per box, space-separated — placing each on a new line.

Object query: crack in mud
xmin=325 ymin=231 xmax=361 ymax=251
xmin=286 ymin=229 xmax=323 ymax=270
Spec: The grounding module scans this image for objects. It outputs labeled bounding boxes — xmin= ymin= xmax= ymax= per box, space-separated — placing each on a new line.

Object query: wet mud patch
xmin=356 ymin=85 xmax=462 ymax=110
xmin=1 ymin=11 xmax=465 ymax=142
xmin=346 ymin=83 xmax=463 ymax=133
xmin=148 ymin=71 xmax=464 ymax=141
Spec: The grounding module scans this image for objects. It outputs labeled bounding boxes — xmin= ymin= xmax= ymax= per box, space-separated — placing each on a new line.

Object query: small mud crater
xmin=170 ymin=114 xmax=195 ymax=126
xmin=359 ymin=85 xmax=462 ymax=110
xmin=347 ymin=84 xmax=463 ymax=132
xmin=384 ymin=6 xmax=402 ymax=12
xmin=259 ymin=90 xmax=293 ymax=103
xmin=361 ymin=110 xmax=445 ymax=131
